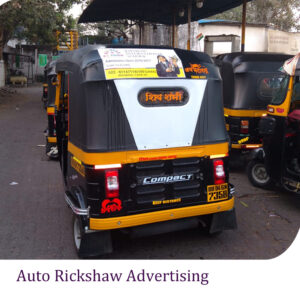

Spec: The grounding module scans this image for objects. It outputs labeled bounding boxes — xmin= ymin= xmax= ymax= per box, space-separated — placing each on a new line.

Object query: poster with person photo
xmin=98 ymin=48 xmax=186 ymax=80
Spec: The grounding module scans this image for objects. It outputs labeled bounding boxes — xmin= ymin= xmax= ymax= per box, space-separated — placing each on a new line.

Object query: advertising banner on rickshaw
xmin=98 ymin=48 xmax=186 ymax=80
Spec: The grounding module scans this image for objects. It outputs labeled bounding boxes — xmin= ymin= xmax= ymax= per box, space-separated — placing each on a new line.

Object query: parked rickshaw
xmin=54 ymin=45 xmax=237 ymax=257
xmin=216 ymin=53 xmax=292 ymax=153
xmin=41 ymin=70 xmax=48 ymax=109
xmin=44 ymin=61 xmax=58 ymax=159
xmin=247 ymin=53 xmax=300 ymax=192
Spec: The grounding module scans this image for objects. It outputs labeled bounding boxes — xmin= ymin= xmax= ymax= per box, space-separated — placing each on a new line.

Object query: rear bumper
xmin=89 ymin=197 xmax=235 ymax=231
xmin=231 ymin=143 xmax=262 ymax=150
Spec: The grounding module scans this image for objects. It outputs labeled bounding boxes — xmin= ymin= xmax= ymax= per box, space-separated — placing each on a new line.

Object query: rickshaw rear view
xmin=44 ymin=61 xmax=58 ymax=159
xmin=55 ymin=45 xmax=236 ymax=258
xmin=216 ymin=53 xmax=292 ymax=152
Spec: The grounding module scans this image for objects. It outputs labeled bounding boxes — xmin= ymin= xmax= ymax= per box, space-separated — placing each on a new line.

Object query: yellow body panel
xmin=267 ymin=77 xmax=294 ymax=117
xmin=48 ymin=137 xmax=57 ymax=143
xmin=55 ymin=73 xmax=62 ymax=109
xmin=68 ymin=142 xmax=229 ymax=165
xmin=224 ymin=108 xmax=266 ymax=118
xmin=47 ymin=107 xmax=55 ymax=114
xmin=90 ymin=197 xmax=234 ymax=230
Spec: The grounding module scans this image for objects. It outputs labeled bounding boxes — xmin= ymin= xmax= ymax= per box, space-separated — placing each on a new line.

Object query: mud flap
xmin=78 ymin=230 xmax=113 ymax=258
xmin=209 ymin=208 xmax=237 ymax=234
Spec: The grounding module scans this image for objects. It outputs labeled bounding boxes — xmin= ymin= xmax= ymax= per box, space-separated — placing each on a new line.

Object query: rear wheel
xmin=73 ymin=216 xmax=83 ymax=253
xmin=247 ymin=159 xmax=272 ymax=188
xmin=73 ymin=215 xmax=113 ymax=258
xmin=46 ymin=142 xmax=59 ymax=160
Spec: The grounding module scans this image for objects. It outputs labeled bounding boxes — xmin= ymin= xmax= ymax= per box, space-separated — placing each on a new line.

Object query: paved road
xmin=0 ymin=85 xmax=299 ymax=259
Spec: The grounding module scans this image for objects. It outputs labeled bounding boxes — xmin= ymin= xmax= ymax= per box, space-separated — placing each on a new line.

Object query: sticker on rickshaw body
xmin=98 ymin=48 xmax=186 ymax=80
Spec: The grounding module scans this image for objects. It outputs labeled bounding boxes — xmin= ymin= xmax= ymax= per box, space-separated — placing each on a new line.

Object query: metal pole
xmin=187 ymin=2 xmax=192 ymax=50
xmin=241 ymin=0 xmax=247 ymax=52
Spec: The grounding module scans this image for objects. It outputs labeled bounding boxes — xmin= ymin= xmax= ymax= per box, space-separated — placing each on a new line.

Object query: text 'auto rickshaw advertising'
xmin=98 ymin=48 xmax=186 ymax=80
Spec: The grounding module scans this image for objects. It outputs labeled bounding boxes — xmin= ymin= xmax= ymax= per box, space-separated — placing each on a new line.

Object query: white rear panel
xmin=115 ymin=79 xmax=207 ymax=151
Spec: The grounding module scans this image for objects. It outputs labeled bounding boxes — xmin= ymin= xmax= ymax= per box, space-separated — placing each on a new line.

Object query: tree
xmin=78 ymin=20 xmax=137 ymax=45
xmin=212 ymin=0 xmax=300 ymax=32
xmin=0 ymin=0 xmax=81 ymax=60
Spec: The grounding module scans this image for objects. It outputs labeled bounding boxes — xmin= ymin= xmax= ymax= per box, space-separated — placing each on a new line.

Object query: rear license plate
xmin=207 ymin=184 xmax=228 ymax=202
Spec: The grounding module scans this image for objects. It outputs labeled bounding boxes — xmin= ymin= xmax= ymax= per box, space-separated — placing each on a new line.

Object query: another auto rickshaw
xmin=216 ymin=53 xmax=292 ymax=153
xmin=44 ymin=61 xmax=58 ymax=159
xmin=55 ymin=45 xmax=237 ymax=258
xmin=247 ymin=53 xmax=300 ymax=192
xmin=41 ymin=70 xmax=48 ymax=109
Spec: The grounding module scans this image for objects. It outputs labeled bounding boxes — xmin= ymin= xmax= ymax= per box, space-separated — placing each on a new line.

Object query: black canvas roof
xmin=218 ymin=52 xmax=293 ymax=69
xmin=217 ymin=52 xmax=293 ymax=74
xmin=56 ymin=44 xmax=218 ymax=83
xmin=45 ymin=60 xmax=57 ymax=76
xmin=216 ymin=52 xmax=293 ymax=110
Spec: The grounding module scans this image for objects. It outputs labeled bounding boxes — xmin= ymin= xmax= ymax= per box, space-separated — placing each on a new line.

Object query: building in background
xmin=133 ymin=20 xmax=300 ymax=56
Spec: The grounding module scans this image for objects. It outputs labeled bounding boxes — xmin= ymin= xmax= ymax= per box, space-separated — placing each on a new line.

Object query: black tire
xmin=73 ymin=215 xmax=113 ymax=259
xmin=247 ymin=159 xmax=272 ymax=188
xmin=73 ymin=215 xmax=87 ymax=258
xmin=46 ymin=141 xmax=59 ymax=160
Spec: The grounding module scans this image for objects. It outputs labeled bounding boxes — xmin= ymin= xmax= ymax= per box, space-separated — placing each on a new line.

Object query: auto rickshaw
xmin=44 ymin=61 xmax=59 ymax=159
xmin=54 ymin=45 xmax=237 ymax=258
xmin=216 ymin=53 xmax=292 ymax=153
xmin=247 ymin=53 xmax=300 ymax=192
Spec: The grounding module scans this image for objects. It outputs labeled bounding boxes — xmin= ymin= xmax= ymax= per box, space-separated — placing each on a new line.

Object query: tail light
xmin=213 ymin=159 xmax=226 ymax=185
xmin=105 ymin=170 xmax=119 ymax=198
xmin=240 ymin=120 xmax=249 ymax=134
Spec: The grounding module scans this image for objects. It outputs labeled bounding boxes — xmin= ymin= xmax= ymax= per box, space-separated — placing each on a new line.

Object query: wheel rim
xmin=73 ymin=218 xmax=82 ymax=251
xmin=251 ymin=163 xmax=270 ymax=185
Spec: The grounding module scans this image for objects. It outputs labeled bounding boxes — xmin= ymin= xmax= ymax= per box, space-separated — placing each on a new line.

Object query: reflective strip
xmin=90 ymin=197 xmax=234 ymax=230
xmin=231 ymin=143 xmax=262 ymax=149
xmin=68 ymin=142 xmax=229 ymax=165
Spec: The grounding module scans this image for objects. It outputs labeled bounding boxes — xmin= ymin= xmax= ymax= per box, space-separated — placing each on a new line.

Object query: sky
xmin=69 ymin=3 xmax=84 ymax=19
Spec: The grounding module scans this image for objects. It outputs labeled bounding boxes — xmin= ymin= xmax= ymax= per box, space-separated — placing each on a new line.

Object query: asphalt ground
xmin=0 ymin=85 xmax=299 ymax=259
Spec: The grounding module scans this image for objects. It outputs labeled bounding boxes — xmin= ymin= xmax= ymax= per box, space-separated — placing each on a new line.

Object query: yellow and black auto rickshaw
xmin=247 ymin=53 xmax=300 ymax=192
xmin=216 ymin=53 xmax=292 ymax=153
xmin=41 ymin=70 xmax=49 ymax=110
xmin=54 ymin=45 xmax=237 ymax=258
xmin=44 ymin=61 xmax=59 ymax=159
